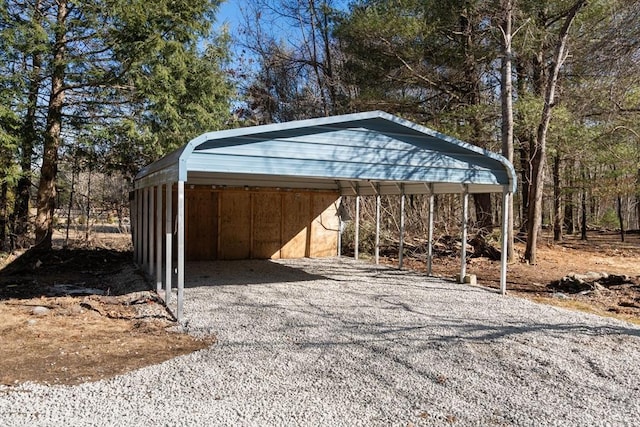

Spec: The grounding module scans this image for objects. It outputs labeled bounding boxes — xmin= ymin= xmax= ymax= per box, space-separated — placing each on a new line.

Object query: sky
xmin=216 ymin=0 xmax=243 ymax=34
xmin=214 ymin=0 xmax=350 ymax=40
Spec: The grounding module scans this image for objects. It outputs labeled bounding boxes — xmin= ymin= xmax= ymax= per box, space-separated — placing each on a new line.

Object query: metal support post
xmin=149 ymin=186 xmax=155 ymax=278
xmin=177 ymin=181 xmax=185 ymax=320
xmin=132 ymin=189 xmax=138 ymax=263
xmin=155 ymin=185 xmax=162 ymax=293
xmin=355 ymin=192 xmax=360 ymax=260
xmin=142 ymin=187 xmax=149 ymax=272
xmin=500 ymin=189 xmax=510 ymax=295
xmin=460 ymin=186 xmax=469 ymax=283
xmin=427 ymin=184 xmax=435 ymax=276
xmin=136 ymin=188 xmax=143 ymax=265
xmin=399 ymin=184 xmax=405 ymax=269
xmin=165 ymin=183 xmax=173 ymax=304
xmin=375 ymin=190 xmax=381 ymax=265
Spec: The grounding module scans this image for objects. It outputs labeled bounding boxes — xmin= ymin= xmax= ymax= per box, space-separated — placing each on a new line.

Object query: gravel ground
xmin=1 ymin=257 xmax=639 ymax=426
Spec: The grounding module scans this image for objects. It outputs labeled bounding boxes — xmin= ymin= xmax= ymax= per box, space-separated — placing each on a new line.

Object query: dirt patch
xmin=0 ymin=242 xmax=213 ymax=387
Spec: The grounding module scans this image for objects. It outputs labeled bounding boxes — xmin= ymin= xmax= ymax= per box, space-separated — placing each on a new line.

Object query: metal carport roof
xmin=134 ymin=110 xmax=516 ymax=195
xmin=132 ymin=110 xmax=516 ymax=320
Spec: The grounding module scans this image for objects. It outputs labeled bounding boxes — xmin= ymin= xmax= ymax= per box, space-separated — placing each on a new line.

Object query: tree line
xmin=237 ymin=0 xmax=640 ymax=262
xmin=1 ymin=0 xmax=639 ymax=264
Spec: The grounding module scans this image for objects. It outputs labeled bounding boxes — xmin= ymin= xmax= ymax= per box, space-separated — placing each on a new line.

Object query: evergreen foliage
xmin=0 ymin=0 xmax=234 ymax=249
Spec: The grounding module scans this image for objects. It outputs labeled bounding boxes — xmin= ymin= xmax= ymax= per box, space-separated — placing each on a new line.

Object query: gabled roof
xmin=134 ymin=111 xmax=516 ymax=195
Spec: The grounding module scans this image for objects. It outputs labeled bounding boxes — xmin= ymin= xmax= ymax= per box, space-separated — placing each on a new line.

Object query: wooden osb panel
xmin=176 ymin=187 xmax=339 ymax=260
xmin=185 ymin=188 xmax=218 ymax=261
xmin=309 ymin=193 xmax=340 ymax=257
xmin=252 ymin=192 xmax=282 ymax=259
xmin=281 ymin=192 xmax=311 ymax=258
xmin=219 ymin=191 xmax=251 ymax=259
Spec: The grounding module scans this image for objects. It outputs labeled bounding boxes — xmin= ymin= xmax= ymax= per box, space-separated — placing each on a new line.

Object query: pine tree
xmin=0 ymin=0 xmax=234 ymax=250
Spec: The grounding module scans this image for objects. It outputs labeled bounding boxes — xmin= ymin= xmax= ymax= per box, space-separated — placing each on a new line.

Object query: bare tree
xmin=499 ymin=0 xmax=522 ymax=261
xmin=237 ymin=0 xmax=345 ymax=122
xmin=524 ymin=0 xmax=588 ymax=264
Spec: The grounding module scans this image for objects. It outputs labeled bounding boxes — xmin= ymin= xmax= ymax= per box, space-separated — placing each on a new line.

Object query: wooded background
xmin=1 ymin=0 xmax=639 ymax=264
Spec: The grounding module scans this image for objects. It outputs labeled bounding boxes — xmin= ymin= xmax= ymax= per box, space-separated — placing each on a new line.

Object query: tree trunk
xmin=612 ymin=164 xmax=625 ymax=242
xmin=637 ymin=167 xmax=640 ymax=229
xmin=524 ymin=0 xmax=587 ymax=264
xmin=473 ymin=194 xmax=493 ymax=234
xmin=564 ymin=193 xmax=575 ymax=234
xmin=617 ymin=195 xmax=625 ymax=242
xmin=0 ymin=181 xmax=8 ymax=252
xmin=500 ymin=0 xmax=515 ymax=261
xmin=519 ymin=141 xmax=531 ymax=232
xmin=526 ymin=142 xmax=545 ymax=263
xmin=35 ymin=0 xmax=67 ymax=250
xmin=552 ymin=153 xmax=563 ymax=241
xmin=304 ymin=0 xmax=329 ymax=116
xmin=320 ymin=2 xmax=337 ymax=113
xmin=85 ymin=169 xmax=92 ymax=242
xmin=564 ymin=160 xmax=575 ymax=234
xmin=515 ymin=59 xmax=531 ymax=233
xmin=65 ymin=164 xmax=75 ymax=247
xmin=13 ymin=0 xmax=43 ymax=249
xmin=581 ymin=167 xmax=588 ymax=240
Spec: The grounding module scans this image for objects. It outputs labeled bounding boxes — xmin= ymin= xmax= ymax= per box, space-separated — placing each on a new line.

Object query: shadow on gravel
xmin=184 ymin=260 xmax=328 ymax=288
xmin=438 ymin=319 xmax=640 ymax=340
xmin=361 ymin=314 xmax=640 ymax=341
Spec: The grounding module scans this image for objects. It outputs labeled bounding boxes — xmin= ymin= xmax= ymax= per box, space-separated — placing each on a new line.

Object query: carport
xmin=132 ymin=110 xmax=516 ymax=320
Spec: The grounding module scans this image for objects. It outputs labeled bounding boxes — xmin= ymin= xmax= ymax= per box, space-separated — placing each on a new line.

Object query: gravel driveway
xmin=1 ymin=257 xmax=639 ymax=426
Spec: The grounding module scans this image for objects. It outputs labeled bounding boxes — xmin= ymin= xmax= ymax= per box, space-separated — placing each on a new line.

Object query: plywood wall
xmin=252 ymin=192 xmax=282 ymax=259
xmin=281 ymin=192 xmax=311 ymax=258
xmin=310 ymin=192 xmax=342 ymax=258
xmin=180 ymin=186 xmax=339 ymax=261
xmin=219 ymin=191 xmax=251 ymax=260
xmin=186 ymin=189 xmax=218 ymax=260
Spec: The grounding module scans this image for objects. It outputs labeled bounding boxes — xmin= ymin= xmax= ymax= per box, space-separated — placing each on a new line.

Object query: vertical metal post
xmin=460 ymin=186 xmax=469 ymax=283
xmin=355 ymin=193 xmax=360 ymax=260
xmin=148 ymin=186 xmax=155 ymax=278
xmin=399 ymin=184 xmax=405 ymax=269
xmin=136 ymin=188 xmax=143 ymax=265
xmin=156 ymin=185 xmax=162 ymax=293
xmin=375 ymin=190 xmax=381 ymax=265
xmin=177 ymin=180 xmax=185 ymax=321
xmin=131 ymin=189 xmax=138 ymax=263
xmin=427 ymin=184 xmax=435 ymax=276
xmin=337 ymin=222 xmax=342 ymax=257
xmin=165 ymin=183 xmax=173 ymax=304
xmin=337 ymin=197 xmax=342 ymax=257
xmin=500 ymin=189 xmax=510 ymax=295
xmin=142 ymin=187 xmax=149 ymax=272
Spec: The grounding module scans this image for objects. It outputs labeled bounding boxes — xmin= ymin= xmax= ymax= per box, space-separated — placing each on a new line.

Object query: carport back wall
xmin=179 ymin=185 xmax=339 ymax=261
